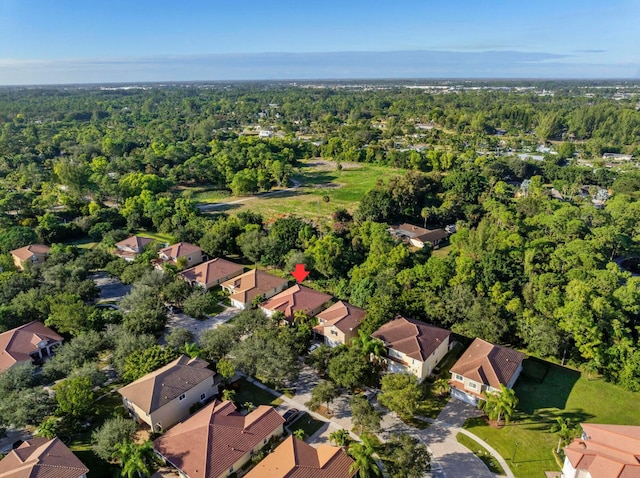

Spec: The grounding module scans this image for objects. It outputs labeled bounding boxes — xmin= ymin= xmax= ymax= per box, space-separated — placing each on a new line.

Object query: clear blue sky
xmin=0 ymin=0 xmax=638 ymax=84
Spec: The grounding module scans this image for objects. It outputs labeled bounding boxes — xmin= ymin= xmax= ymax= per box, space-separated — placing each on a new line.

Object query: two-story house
xmin=371 ymin=316 xmax=451 ymax=383
xmin=112 ymin=235 xmax=153 ymax=262
xmin=260 ymin=284 xmax=333 ymax=322
xmin=11 ymin=244 xmax=51 ymax=270
xmin=313 ymin=300 xmax=365 ymax=347
xmin=562 ymin=423 xmax=640 ymax=478
xmin=0 ymin=321 xmax=63 ymax=373
xmin=154 ymin=400 xmax=285 ymax=478
xmin=245 ymin=436 xmax=356 ymax=478
xmin=118 ymin=355 xmax=218 ymax=432
xmin=220 ymin=269 xmax=289 ymax=309
xmin=179 ymin=258 xmax=244 ymax=290
xmin=154 ymin=242 xmax=203 ymax=270
xmin=449 ymin=338 xmax=525 ymax=405
xmin=0 ymin=437 xmax=88 ymax=478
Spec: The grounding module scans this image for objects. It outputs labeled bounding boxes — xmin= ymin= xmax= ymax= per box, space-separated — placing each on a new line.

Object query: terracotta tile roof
xmin=564 ymin=424 xmax=640 ymax=478
xmin=0 ymin=437 xmax=88 ymax=478
xmin=221 ymin=269 xmax=289 ymax=305
xmin=179 ymin=259 xmax=243 ymax=287
xmin=115 ymin=236 xmax=153 ymax=250
xmin=261 ymin=285 xmax=333 ymax=320
xmin=449 ymin=338 xmax=525 ymax=389
xmin=245 ymin=436 xmax=356 ymax=478
xmin=315 ymin=301 xmax=366 ymax=335
xmin=160 ymin=242 xmax=202 ymax=259
xmin=118 ymin=356 xmax=215 ymax=414
xmin=153 ymin=400 xmax=285 ymax=478
xmin=371 ymin=316 xmax=451 ymax=362
xmin=11 ymin=245 xmax=51 ymax=261
xmin=0 ymin=321 xmax=63 ymax=373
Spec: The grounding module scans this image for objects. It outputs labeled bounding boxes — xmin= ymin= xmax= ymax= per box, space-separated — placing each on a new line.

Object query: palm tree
xmin=550 ymin=417 xmax=576 ymax=453
xmin=348 ymin=434 xmax=381 ymax=478
xmin=293 ymin=429 xmax=305 ymax=440
xmin=329 ymin=428 xmax=350 ymax=448
xmin=479 ymin=385 xmax=518 ymax=425
xmin=433 ymin=378 xmax=450 ymax=397
xmin=114 ymin=440 xmax=154 ymax=478
xmin=354 ymin=330 xmax=385 ymax=365
xmin=222 ymin=389 xmax=236 ymax=402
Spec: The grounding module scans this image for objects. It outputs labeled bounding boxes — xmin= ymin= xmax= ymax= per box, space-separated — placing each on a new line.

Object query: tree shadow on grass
xmin=515 ymin=359 xmax=581 ymax=414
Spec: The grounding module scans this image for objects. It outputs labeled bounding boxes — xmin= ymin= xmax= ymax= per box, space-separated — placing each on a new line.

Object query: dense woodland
xmin=0 ymin=82 xmax=640 ymax=426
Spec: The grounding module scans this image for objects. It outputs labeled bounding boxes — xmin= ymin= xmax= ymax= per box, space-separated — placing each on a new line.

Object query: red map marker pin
xmin=291 ymin=264 xmax=310 ymax=283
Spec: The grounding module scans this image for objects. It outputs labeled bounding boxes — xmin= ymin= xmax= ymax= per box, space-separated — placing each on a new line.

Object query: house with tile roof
xmin=153 ymin=242 xmax=203 ymax=270
xmin=179 ymin=258 xmax=244 ymax=290
xmin=260 ymin=285 xmax=333 ymax=322
xmin=562 ymin=424 xmax=640 ymax=478
xmin=371 ymin=316 xmax=451 ymax=383
xmin=112 ymin=235 xmax=153 ymax=262
xmin=449 ymin=338 xmax=525 ymax=405
xmin=220 ymin=269 xmax=289 ymax=309
xmin=389 ymin=224 xmax=450 ymax=248
xmin=11 ymin=244 xmax=51 ymax=270
xmin=0 ymin=437 xmax=88 ymax=478
xmin=313 ymin=300 xmax=366 ymax=347
xmin=153 ymin=400 xmax=285 ymax=478
xmin=0 ymin=321 xmax=63 ymax=373
xmin=118 ymin=355 xmax=218 ymax=432
xmin=245 ymin=435 xmax=356 ymax=478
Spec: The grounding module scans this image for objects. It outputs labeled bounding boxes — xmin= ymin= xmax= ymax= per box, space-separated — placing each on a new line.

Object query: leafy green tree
xmin=183 ymin=289 xmax=216 ymax=319
xmin=122 ymin=345 xmax=178 ymax=382
xmin=56 ymin=375 xmax=95 ymax=418
xmin=328 ymin=348 xmax=372 ymax=390
xmin=91 ymin=416 xmax=138 ymax=461
xmin=350 ymin=395 xmax=381 ymax=435
xmin=382 ymin=433 xmax=431 ymax=478
xmin=305 ymin=380 xmax=339 ymax=414
xmin=237 ymin=226 xmax=266 ymax=264
xmin=433 ymin=378 xmax=450 ymax=397
xmin=550 ymin=417 xmax=577 ymax=453
xmin=378 ymin=373 xmax=423 ymax=418
xmin=36 ymin=417 xmax=60 ymax=439
xmin=479 ymin=385 xmax=518 ymax=425
xmin=216 ymin=358 xmax=236 ymax=383
xmin=45 ymin=293 xmax=94 ymax=335
xmin=180 ymin=342 xmax=202 ymax=358
xmin=200 ymin=326 xmax=236 ymax=361
xmin=165 ymin=327 xmax=195 ymax=350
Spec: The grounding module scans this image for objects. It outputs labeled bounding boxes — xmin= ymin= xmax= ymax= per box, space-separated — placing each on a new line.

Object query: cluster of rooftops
xmin=3 ymin=239 xmax=639 ymax=478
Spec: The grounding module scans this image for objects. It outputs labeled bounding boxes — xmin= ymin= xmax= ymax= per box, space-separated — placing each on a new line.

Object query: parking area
xmin=91 ymin=271 xmax=131 ymax=302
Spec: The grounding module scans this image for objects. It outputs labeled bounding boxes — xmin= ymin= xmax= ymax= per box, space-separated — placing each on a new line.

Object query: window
xmin=454 ymin=374 xmax=463 ymax=381
xmin=468 ymin=382 xmax=477 ymax=390
xmin=330 ymin=329 xmax=338 ymax=336
xmin=179 ymin=393 xmax=186 ymax=401
xmin=263 ymin=438 xmax=268 ymax=444
xmin=200 ymin=393 xmax=206 ymax=401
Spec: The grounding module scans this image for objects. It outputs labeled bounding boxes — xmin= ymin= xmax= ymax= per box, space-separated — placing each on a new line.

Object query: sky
xmin=0 ymin=0 xmax=638 ymax=85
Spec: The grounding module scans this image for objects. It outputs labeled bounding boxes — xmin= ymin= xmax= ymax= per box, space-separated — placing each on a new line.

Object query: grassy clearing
xmin=463 ymin=358 xmax=640 ymax=478
xmin=234 ymin=377 xmax=284 ymax=407
xmin=194 ymin=160 xmax=406 ymax=222
xmin=431 ymin=244 xmax=452 ymax=258
xmin=291 ymin=412 xmax=326 ymax=439
xmin=456 ymin=432 xmax=506 ymax=475
xmin=135 ymin=230 xmax=176 ymax=244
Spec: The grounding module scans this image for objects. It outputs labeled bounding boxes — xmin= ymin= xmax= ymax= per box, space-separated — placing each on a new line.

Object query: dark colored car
xmin=283 ymin=408 xmax=300 ymax=423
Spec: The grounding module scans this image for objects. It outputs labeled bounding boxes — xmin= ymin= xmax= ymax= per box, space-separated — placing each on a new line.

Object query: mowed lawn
xmin=463 ymin=358 xmax=640 ymax=478
xmin=189 ymin=161 xmax=406 ymax=222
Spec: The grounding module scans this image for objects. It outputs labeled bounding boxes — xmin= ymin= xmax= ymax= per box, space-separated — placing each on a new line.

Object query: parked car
xmin=362 ymin=388 xmax=378 ymax=402
xmin=307 ymin=343 xmax=321 ymax=354
xmin=283 ymin=408 xmax=300 ymax=424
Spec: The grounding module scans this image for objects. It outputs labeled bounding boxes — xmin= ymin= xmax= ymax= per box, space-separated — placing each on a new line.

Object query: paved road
xmin=196 ymin=179 xmax=301 ymax=212
xmin=91 ymin=271 xmax=132 ymax=302
xmin=164 ymin=305 xmax=241 ymax=340
xmin=286 ymin=364 xmax=507 ymax=478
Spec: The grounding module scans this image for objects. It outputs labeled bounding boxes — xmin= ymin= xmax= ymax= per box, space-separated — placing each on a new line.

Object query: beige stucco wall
xmin=387 ymin=335 xmax=449 ymax=382
xmin=124 ymin=377 xmax=217 ymax=432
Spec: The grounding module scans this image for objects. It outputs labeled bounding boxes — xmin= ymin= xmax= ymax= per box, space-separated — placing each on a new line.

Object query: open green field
xmin=463 ymin=358 xmax=640 ymax=478
xmin=189 ymin=160 xmax=406 ymax=222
